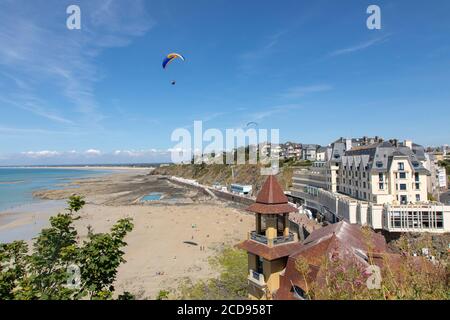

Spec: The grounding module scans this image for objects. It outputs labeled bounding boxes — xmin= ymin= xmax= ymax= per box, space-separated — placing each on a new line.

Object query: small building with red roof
xmin=237 ymin=175 xmax=302 ymax=299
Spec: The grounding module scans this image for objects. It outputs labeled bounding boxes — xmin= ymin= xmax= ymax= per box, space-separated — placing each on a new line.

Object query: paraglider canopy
xmin=162 ymin=53 xmax=185 ymax=69
xmin=246 ymin=122 xmax=258 ymax=128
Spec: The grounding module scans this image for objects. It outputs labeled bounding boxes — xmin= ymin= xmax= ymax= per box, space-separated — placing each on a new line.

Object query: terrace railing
xmin=249 ymin=231 xmax=296 ymax=247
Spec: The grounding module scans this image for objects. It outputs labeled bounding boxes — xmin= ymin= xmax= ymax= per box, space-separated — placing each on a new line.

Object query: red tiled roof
xmin=246 ymin=175 xmax=298 ymax=215
xmin=274 ymin=221 xmax=390 ymax=300
xmin=247 ymin=203 xmax=298 ymax=214
xmin=256 ymin=175 xmax=288 ymax=204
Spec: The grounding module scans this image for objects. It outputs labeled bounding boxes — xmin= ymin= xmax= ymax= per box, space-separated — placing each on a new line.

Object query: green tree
xmin=67 ymin=195 xmax=86 ymax=214
xmin=0 ymin=196 xmax=134 ymax=300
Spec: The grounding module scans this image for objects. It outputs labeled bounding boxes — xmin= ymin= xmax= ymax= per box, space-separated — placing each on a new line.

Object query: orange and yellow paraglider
xmin=162 ymin=53 xmax=185 ymax=69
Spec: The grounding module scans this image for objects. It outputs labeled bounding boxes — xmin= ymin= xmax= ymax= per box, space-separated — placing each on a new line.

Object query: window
xmin=400 ymin=195 xmax=407 ymax=204
xmin=415 ymin=172 xmax=420 ymax=182
xmin=398 ymin=162 xmax=405 ymax=171
xmin=436 ymin=212 xmax=443 ymax=229
xmin=379 ymin=183 xmax=384 ymax=190
xmin=415 ymin=183 xmax=420 ymax=190
xmin=400 ymin=184 xmax=407 ymax=191
xmin=256 ymin=256 xmax=264 ymax=274
xmin=376 ymin=161 xmax=383 ymax=168
xmin=415 ymin=194 xmax=420 ymax=202
xmin=379 ymin=173 xmax=384 ymax=182
xmin=291 ymin=285 xmax=306 ymax=300
xmin=391 ymin=211 xmax=402 ymax=227
xmin=399 ymin=172 xmax=406 ymax=179
xmin=363 ymin=182 xmax=366 ymax=188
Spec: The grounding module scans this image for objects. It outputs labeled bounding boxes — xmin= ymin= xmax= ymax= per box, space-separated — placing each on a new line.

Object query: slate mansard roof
xmin=336 ymin=140 xmax=430 ymax=175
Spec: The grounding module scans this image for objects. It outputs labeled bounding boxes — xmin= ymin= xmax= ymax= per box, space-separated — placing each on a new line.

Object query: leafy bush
xmin=176 ymin=247 xmax=248 ymax=300
xmin=295 ymin=234 xmax=449 ymax=300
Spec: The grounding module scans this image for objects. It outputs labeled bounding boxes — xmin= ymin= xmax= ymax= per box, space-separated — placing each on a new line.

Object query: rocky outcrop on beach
xmin=32 ymin=172 xmax=213 ymax=206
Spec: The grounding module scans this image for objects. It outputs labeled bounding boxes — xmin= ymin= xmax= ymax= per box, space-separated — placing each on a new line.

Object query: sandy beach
xmin=0 ymin=170 xmax=254 ymax=299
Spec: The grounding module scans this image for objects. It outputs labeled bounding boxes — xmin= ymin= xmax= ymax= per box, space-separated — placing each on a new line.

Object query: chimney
xmin=404 ymin=140 xmax=413 ymax=149
xmin=345 ymin=139 xmax=352 ymax=151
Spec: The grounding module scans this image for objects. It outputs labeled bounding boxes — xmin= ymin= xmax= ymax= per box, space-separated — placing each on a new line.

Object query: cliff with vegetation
xmin=151 ymin=160 xmax=312 ymax=194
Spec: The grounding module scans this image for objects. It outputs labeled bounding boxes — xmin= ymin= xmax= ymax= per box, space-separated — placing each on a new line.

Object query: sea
xmin=0 ymin=168 xmax=111 ymax=243
xmin=0 ymin=167 xmax=111 ymax=212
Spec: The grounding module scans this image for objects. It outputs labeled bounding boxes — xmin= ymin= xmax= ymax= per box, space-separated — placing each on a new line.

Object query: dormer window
xmin=376 ymin=161 xmax=383 ymax=168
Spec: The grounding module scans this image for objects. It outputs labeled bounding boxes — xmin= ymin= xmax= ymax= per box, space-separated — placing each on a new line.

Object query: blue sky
xmin=0 ymin=0 xmax=449 ymax=164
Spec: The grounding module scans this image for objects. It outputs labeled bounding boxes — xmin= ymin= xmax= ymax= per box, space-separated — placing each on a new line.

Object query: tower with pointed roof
xmin=237 ymin=175 xmax=302 ymax=300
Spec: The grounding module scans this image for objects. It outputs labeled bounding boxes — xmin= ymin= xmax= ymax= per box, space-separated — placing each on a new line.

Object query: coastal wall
xmin=151 ymin=164 xmax=293 ymax=195
xmin=162 ymin=175 xmax=255 ymax=207
xmin=209 ymin=188 xmax=255 ymax=206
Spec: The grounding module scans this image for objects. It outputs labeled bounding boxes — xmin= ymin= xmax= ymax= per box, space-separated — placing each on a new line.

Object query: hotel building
xmin=291 ymin=138 xmax=450 ymax=234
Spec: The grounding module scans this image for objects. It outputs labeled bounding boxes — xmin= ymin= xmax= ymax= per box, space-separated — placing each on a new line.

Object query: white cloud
xmin=84 ymin=149 xmax=102 ymax=156
xmin=238 ymin=30 xmax=288 ymax=76
xmin=22 ymin=150 xmax=61 ymax=158
xmin=250 ymin=104 xmax=302 ymax=121
xmin=1 ymin=148 xmax=172 ymax=165
xmin=328 ymin=35 xmax=390 ymax=57
xmin=281 ymin=85 xmax=333 ymax=99
xmin=0 ymin=0 xmax=154 ymax=127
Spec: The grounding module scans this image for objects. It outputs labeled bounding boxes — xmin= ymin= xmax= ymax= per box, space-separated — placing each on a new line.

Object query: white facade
xmin=425 ymin=152 xmax=448 ymax=196
xmin=290 ymin=139 xmax=450 ymax=234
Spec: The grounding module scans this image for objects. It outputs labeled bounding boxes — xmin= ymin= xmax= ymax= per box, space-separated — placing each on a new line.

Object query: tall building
xmin=291 ymin=138 xmax=450 ymax=233
xmin=301 ymin=144 xmax=319 ymax=161
xmin=282 ymin=142 xmax=302 ymax=160
xmin=425 ymin=152 xmax=448 ymax=197
xmin=237 ymin=175 xmax=301 ymax=300
xmin=316 ymin=146 xmax=331 ymax=162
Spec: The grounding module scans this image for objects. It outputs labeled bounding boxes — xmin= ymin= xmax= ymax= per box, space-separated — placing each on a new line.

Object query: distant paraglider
xmin=246 ymin=122 xmax=258 ymax=128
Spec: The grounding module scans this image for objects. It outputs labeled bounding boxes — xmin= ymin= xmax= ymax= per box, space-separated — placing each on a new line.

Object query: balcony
xmin=249 ymin=231 xmax=295 ymax=247
xmin=248 ymin=269 xmax=266 ymax=287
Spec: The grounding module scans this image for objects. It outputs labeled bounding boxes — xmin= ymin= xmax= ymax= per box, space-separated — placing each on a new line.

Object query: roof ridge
xmin=255 ymin=175 xmax=288 ymax=205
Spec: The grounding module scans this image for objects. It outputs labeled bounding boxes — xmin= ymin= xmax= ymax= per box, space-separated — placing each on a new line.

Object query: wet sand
xmin=0 ymin=200 xmax=67 ymax=243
